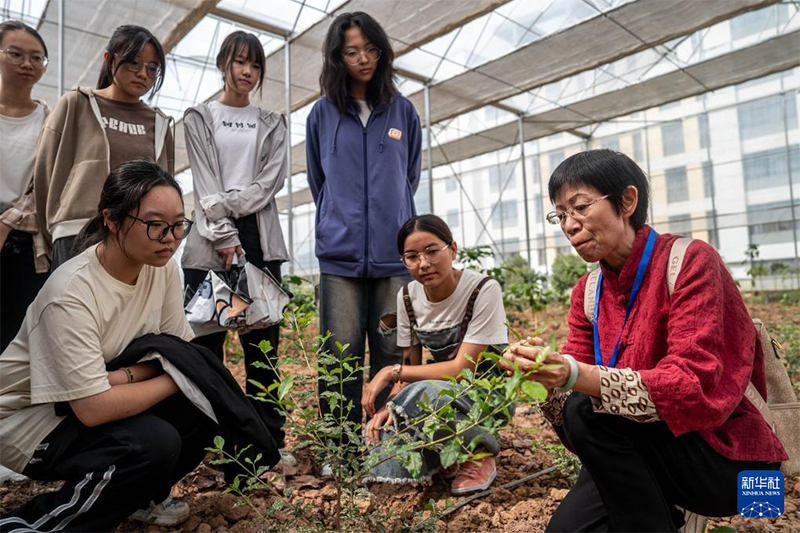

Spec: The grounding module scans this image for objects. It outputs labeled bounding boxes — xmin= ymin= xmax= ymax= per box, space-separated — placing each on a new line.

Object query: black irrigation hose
xmin=411 ymin=465 xmax=560 ymax=531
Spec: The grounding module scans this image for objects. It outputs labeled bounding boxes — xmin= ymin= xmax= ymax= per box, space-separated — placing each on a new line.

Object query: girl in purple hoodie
xmin=305 ymin=11 xmax=422 ymax=468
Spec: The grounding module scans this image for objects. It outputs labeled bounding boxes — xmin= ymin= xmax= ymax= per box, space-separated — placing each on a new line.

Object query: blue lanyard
xmin=593 ymin=229 xmax=658 ymax=368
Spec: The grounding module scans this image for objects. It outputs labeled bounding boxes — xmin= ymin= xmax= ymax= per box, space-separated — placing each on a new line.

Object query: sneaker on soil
xmin=279 ymin=447 xmax=298 ymax=467
xmin=130 ymin=497 xmax=190 ymax=527
xmin=450 ymin=456 xmax=496 ymax=495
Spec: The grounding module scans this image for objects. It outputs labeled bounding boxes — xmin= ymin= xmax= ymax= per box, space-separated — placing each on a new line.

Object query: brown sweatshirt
xmin=33 ymin=87 xmax=173 ymax=248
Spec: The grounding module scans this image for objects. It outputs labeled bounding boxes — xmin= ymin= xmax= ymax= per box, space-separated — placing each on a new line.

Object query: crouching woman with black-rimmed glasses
xmin=0 ymin=160 xmax=215 ymax=532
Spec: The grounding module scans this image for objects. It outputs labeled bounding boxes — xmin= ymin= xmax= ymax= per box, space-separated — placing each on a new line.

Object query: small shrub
xmin=550 ymin=254 xmax=588 ymax=301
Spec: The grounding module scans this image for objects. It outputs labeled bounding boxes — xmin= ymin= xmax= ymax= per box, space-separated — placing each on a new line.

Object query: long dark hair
xmin=320 ymin=12 xmax=397 ymax=115
xmin=96 ymin=25 xmax=166 ymax=98
xmin=0 ymin=20 xmax=48 ymax=57
xmin=397 ymin=215 xmax=454 ymax=255
xmin=74 ymin=159 xmax=182 ymax=254
xmin=548 ymin=149 xmax=651 ymax=230
xmin=216 ymin=31 xmax=265 ymax=95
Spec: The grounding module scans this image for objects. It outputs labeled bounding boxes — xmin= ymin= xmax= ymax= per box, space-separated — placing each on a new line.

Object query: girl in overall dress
xmin=363 ymin=215 xmax=509 ymax=494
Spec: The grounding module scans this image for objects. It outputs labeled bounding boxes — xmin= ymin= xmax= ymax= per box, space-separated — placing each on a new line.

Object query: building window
xmin=445 ymin=176 xmax=457 ymax=192
xmin=702 ymin=161 xmax=714 ymax=198
xmin=742 ymin=146 xmax=798 ymax=191
xmin=698 ymin=113 xmax=710 ymax=150
xmin=446 ymin=209 xmax=459 ymax=229
xmin=600 ymin=135 xmax=619 ymax=152
xmin=668 ymin=215 xmax=692 ymax=236
xmin=489 ymin=163 xmax=516 ymax=193
xmin=491 ymin=200 xmax=518 ymax=227
xmin=748 ymin=201 xmax=795 ymax=245
xmin=549 ymin=150 xmax=565 ymax=172
xmin=730 ymin=4 xmax=789 ymax=41
xmin=661 ymin=122 xmax=684 ymax=156
xmin=632 ymin=131 xmax=643 ymax=163
xmin=665 ymin=166 xmax=689 ymax=203
xmin=737 ymin=94 xmax=798 ymax=141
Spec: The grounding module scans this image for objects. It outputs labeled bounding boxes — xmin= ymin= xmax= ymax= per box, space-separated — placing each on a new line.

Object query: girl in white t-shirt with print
xmin=0 ymin=160 xmax=213 ymax=532
xmin=181 ymin=31 xmax=293 ymax=466
xmin=362 ymin=214 xmax=508 ymax=495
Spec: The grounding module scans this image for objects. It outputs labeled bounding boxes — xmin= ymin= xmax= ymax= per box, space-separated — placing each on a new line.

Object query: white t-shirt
xmin=0 ymin=245 xmax=193 ymax=473
xmin=396 ymin=269 xmax=507 ymax=351
xmin=0 ymin=103 xmax=46 ymax=211
xmin=355 ymin=99 xmax=371 ymax=127
xmin=208 ymin=100 xmax=259 ymax=192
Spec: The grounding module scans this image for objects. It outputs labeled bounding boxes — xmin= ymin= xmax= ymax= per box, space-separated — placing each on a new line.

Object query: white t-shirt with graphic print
xmin=208 ymin=100 xmax=259 ymax=192
xmin=396 ymin=268 xmax=507 ymax=348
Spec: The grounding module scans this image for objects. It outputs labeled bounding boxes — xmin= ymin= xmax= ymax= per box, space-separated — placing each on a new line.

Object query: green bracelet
xmin=557 ymin=354 xmax=579 ymax=393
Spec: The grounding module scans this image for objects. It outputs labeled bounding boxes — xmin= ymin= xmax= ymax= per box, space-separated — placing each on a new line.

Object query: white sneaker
xmin=279 ymin=447 xmax=298 ymax=467
xmin=321 ymin=463 xmax=333 ymax=478
xmin=130 ymin=497 xmax=190 ymax=527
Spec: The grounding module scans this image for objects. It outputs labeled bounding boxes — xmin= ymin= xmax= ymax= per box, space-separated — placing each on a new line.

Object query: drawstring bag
xmin=184 ymin=260 xmax=290 ymax=337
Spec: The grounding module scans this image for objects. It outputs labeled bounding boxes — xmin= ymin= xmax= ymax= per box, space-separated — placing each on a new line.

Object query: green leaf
xmin=257 ymin=340 xmax=273 ymax=355
xmin=521 ymin=380 xmax=548 ymax=402
xmin=277 ymin=376 xmax=294 ymax=400
xmin=213 ymin=435 xmax=225 ymax=449
xmin=504 ymin=372 xmax=523 ymax=400
xmin=707 ymin=528 xmax=739 ymax=533
xmin=440 ymin=440 xmax=460 ymax=469
xmin=247 ymin=379 xmax=267 ymax=392
xmin=406 ymin=451 xmax=423 ymax=478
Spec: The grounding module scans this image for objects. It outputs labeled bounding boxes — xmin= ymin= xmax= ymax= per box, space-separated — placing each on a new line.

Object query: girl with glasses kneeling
xmin=0 ymin=160 xmax=213 ymax=532
xmin=362 ymin=214 xmax=508 ymax=495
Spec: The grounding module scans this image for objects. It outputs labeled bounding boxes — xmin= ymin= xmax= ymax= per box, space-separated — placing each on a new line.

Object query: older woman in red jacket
xmin=502 ymin=149 xmax=786 ymax=532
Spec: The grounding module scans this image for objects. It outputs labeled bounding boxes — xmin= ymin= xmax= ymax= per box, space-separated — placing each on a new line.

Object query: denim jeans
xmin=318 ymin=273 xmax=410 ymax=432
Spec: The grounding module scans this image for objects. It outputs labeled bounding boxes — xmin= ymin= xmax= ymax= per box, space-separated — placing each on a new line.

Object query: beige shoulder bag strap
xmin=667 ymin=237 xmax=776 ymax=432
xmin=583 ymin=269 xmax=602 ymax=324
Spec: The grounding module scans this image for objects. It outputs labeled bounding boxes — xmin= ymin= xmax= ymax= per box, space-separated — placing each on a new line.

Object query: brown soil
xmin=1 ymin=301 xmax=798 ymax=532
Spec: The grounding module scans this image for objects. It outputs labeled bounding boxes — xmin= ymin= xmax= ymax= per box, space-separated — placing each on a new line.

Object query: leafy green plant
xmin=550 ymin=254 xmax=589 ymax=302
xmin=458 ymin=248 xmax=556 ymax=317
xmin=208 ymin=303 xmax=555 ymax=531
xmin=744 ymin=244 xmax=768 ymax=299
xmin=539 ymin=443 xmax=581 ymax=483
xmin=283 ymin=275 xmax=318 ymax=313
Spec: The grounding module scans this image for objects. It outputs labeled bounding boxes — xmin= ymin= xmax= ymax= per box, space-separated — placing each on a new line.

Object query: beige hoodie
xmin=33 ymin=87 xmax=173 ymax=248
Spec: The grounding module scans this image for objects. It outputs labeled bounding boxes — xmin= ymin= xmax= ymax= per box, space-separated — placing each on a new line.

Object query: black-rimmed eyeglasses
xmin=127 ymin=215 xmax=193 ymax=241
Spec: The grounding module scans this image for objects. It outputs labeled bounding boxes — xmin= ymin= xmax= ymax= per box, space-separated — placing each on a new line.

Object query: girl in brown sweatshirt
xmin=34 ymin=25 xmax=174 ymax=270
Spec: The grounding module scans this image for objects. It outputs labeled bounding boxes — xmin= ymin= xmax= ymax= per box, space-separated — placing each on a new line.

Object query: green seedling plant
xmin=206 ymin=298 xmax=560 ymax=532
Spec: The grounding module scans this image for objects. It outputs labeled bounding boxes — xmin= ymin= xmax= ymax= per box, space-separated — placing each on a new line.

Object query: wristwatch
xmin=391 ymin=364 xmax=402 ymax=383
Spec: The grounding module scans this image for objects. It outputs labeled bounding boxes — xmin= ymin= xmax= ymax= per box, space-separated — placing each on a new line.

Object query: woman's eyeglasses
xmin=0 ymin=49 xmax=48 ymax=68
xmin=401 ymin=243 xmax=452 ymax=268
xmin=127 ymin=215 xmax=193 ymax=241
xmin=342 ymin=47 xmax=381 ymax=66
xmin=115 ymin=54 xmax=161 ymax=79
xmin=546 ymin=194 xmax=610 ymax=225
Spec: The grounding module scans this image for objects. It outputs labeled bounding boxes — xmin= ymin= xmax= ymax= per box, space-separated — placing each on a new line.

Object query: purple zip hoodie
xmin=306 ymin=95 xmax=422 ymax=278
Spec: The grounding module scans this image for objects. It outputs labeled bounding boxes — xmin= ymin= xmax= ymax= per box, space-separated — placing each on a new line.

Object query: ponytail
xmin=73 ymin=215 xmax=108 ymax=255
